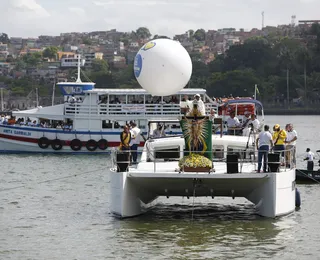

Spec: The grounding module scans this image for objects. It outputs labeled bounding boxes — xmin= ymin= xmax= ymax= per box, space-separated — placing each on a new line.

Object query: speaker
xmin=117 ymin=152 xmax=130 ymax=172
xmin=227 ymin=154 xmax=238 ymax=174
xmin=268 ymin=153 xmax=280 ymax=172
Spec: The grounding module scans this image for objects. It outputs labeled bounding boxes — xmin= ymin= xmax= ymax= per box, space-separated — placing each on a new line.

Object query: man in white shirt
xmin=304 ymin=148 xmax=314 ymax=171
xmin=256 ymin=125 xmax=273 ymax=173
xmin=192 ymin=94 xmax=205 ymax=116
xmin=227 ymin=111 xmax=240 ymax=135
xmin=153 ymin=124 xmax=166 ymax=138
xmin=129 ymin=122 xmax=141 ymax=164
xmin=285 ymin=123 xmax=298 ymax=166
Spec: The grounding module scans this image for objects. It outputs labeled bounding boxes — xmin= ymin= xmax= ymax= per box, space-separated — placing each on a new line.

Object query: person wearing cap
xmin=304 ymin=148 xmax=314 ymax=171
xmin=272 ymin=124 xmax=287 ymax=163
xmin=192 ymin=94 xmax=205 ymax=116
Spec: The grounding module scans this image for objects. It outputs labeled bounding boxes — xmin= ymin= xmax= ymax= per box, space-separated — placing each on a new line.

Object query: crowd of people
xmin=226 ymin=111 xmax=260 ymax=136
xmin=256 ymin=123 xmax=298 ymax=173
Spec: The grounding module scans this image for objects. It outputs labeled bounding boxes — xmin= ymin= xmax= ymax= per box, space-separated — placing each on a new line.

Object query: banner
xmin=180 ymin=116 xmax=212 ymax=160
xmin=121 ymin=104 xmax=145 ymax=112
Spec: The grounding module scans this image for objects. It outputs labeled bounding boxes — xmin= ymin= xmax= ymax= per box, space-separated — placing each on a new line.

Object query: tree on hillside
xmin=152 ymin=35 xmax=170 ymax=39
xmin=188 ymin=30 xmax=194 ymax=39
xmin=0 ymin=33 xmax=9 ymax=44
xmin=91 ymin=58 xmax=109 ymax=73
xmin=194 ymin=29 xmax=206 ymax=41
xmin=135 ymin=27 xmax=151 ymax=40
xmin=43 ymin=46 xmax=59 ymax=60
xmin=22 ymin=52 xmax=42 ymax=67
xmin=223 ymin=37 xmax=276 ymax=76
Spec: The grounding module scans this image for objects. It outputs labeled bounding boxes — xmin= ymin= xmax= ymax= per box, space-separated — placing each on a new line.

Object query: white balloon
xmin=134 ymin=39 xmax=192 ymax=96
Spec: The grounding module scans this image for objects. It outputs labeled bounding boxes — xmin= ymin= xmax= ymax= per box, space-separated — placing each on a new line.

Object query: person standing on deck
xmin=285 ymin=123 xmax=298 ymax=167
xmin=304 ymin=148 xmax=314 ymax=171
xmin=119 ymin=125 xmax=131 ymax=151
xmin=256 ymin=125 xmax=273 ymax=173
xmin=272 ymin=124 xmax=287 ymax=164
xmin=242 ymin=111 xmax=251 ymax=136
xmin=129 ymin=122 xmax=141 ymax=164
xmin=192 ymin=94 xmax=205 ymax=116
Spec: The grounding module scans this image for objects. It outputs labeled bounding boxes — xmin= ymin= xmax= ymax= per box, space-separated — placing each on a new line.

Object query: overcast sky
xmin=1 ymin=0 xmax=319 ymax=38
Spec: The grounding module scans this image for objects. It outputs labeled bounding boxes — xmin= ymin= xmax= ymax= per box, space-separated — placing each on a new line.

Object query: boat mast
xmin=36 ymin=88 xmax=39 ymax=107
xmin=0 ymin=87 xmax=3 ymax=112
xmin=76 ymin=54 xmax=82 ymax=83
xmin=52 ymin=77 xmax=55 ymax=106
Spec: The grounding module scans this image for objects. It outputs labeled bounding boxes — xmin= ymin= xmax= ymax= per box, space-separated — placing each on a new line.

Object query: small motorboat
xmin=296 ymin=150 xmax=320 ymax=183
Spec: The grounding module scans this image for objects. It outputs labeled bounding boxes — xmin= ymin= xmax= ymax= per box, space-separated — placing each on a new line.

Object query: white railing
xmin=65 ymin=103 xmax=218 ymax=118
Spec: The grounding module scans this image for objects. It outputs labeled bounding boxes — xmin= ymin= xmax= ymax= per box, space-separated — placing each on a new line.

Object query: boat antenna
xmin=76 ymin=54 xmax=82 ymax=83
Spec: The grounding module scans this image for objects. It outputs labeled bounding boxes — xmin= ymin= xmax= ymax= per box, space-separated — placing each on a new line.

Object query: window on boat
xmin=154 ymin=147 xmax=180 ymax=161
xmin=102 ymin=120 xmax=112 ymax=129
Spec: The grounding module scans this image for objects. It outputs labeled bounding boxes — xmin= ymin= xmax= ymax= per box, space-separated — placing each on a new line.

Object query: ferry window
xmin=102 ymin=120 xmax=112 ymax=128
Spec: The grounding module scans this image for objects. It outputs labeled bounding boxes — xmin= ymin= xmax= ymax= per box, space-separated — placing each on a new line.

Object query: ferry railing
xmin=111 ymin=146 xmax=295 ymax=174
xmin=65 ymin=103 xmax=219 ymax=118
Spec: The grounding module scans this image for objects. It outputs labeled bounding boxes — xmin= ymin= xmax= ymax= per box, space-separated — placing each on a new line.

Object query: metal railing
xmin=110 ymin=146 xmax=296 ymax=173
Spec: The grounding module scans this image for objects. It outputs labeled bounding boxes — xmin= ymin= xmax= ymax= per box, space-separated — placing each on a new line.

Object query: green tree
xmin=22 ymin=52 xmax=42 ymax=67
xmin=193 ymin=29 xmax=206 ymax=41
xmin=0 ymin=33 xmax=9 ymax=44
xmin=82 ymin=38 xmax=92 ymax=45
xmin=43 ymin=46 xmax=58 ymax=60
xmin=135 ymin=27 xmax=151 ymax=40
xmin=152 ymin=35 xmax=170 ymax=39
xmin=91 ymin=58 xmax=109 ymax=73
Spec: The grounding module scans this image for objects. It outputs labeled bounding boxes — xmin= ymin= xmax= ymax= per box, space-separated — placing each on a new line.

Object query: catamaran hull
xmin=110 ymin=169 xmax=296 ymax=218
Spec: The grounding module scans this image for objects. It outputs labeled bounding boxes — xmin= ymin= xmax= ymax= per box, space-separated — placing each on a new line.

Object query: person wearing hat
xmin=192 ymin=94 xmax=205 ymax=116
xmin=272 ymin=124 xmax=287 ymax=163
xmin=304 ymin=148 xmax=314 ymax=171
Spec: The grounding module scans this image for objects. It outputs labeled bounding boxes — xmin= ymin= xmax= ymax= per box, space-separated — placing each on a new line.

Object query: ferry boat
xmin=0 ymin=59 xmax=264 ymax=154
xmin=0 ymin=66 xmax=220 ymax=153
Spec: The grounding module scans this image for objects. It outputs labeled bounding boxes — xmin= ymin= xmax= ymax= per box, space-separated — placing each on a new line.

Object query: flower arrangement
xmin=179 ymin=153 xmax=212 ymax=169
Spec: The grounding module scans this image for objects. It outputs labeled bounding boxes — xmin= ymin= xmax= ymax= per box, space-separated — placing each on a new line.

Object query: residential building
xmin=84 ymin=52 xmax=103 ymax=67
xmin=10 ymin=37 xmax=23 ymax=50
xmin=112 ymin=56 xmax=126 ymax=69
xmin=61 ymin=54 xmax=85 ymax=68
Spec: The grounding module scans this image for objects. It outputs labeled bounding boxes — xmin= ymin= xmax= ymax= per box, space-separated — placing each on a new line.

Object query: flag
xmin=255 ymin=85 xmax=260 ymax=94
xmin=180 ymin=116 xmax=212 ymax=160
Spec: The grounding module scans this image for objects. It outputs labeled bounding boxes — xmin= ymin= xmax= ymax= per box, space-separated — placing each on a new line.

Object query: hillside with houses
xmin=1 ymin=21 xmax=320 ymax=111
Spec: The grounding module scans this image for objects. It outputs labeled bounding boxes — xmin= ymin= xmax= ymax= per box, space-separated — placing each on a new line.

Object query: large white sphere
xmin=134 ymin=39 xmax=192 ymax=96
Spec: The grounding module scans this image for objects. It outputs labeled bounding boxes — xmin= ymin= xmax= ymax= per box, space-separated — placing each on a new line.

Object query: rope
xmin=0 ymin=167 xmax=108 ymax=192
xmin=296 ymin=169 xmax=320 ymax=184
xmin=191 ymin=180 xmax=196 ymax=221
